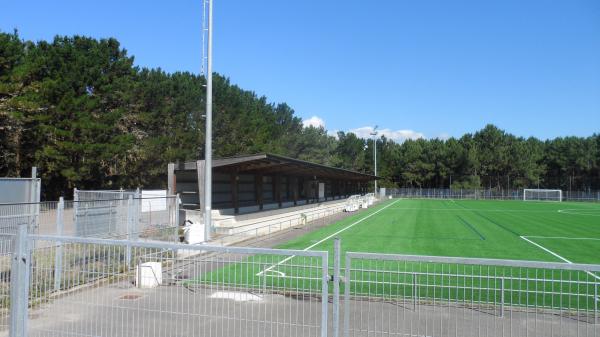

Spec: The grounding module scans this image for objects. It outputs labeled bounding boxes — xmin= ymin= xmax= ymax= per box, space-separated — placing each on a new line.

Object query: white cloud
xmin=327 ymin=129 xmax=340 ymax=139
xmin=349 ymin=126 xmax=425 ymax=142
xmin=302 ymin=116 xmax=325 ymax=128
xmin=435 ymin=132 xmax=450 ymax=140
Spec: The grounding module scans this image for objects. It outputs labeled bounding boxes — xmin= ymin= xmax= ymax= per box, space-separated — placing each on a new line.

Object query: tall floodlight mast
xmin=201 ymin=0 xmax=214 ymax=240
xmin=370 ymin=126 xmax=378 ymax=195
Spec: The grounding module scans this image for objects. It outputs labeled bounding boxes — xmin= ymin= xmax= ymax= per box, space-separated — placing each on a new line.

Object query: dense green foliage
xmin=1 ymin=32 xmax=599 ymax=198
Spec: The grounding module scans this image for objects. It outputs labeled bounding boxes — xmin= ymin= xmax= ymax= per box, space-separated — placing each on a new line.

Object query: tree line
xmin=1 ymin=32 xmax=598 ymax=199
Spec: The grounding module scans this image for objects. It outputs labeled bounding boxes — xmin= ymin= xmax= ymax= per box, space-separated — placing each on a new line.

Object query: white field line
xmin=520 ymin=236 xmax=600 ymax=281
xmin=524 ymin=236 xmax=600 ymax=241
xmin=257 ymin=199 xmax=401 ymax=277
xmin=558 ymin=209 xmax=600 ymax=217
xmin=387 ymin=208 xmax=557 ymax=213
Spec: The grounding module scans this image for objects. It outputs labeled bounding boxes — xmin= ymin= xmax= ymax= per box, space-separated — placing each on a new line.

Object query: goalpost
xmin=523 ymin=189 xmax=563 ymax=202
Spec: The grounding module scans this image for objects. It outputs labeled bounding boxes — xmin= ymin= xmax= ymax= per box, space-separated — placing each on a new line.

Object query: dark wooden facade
xmin=168 ymin=154 xmax=377 ymax=213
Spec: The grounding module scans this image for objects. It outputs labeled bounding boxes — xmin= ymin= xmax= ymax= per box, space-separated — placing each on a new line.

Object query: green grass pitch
xmin=194 ymin=198 xmax=600 ymax=311
xmin=278 ymin=198 xmax=600 ymax=263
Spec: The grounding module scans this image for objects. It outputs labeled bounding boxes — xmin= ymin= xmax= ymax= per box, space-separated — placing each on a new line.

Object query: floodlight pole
xmin=203 ymin=0 xmax=214 ymax=241
xmin=370 ymin=127 xmax=378 ymax=196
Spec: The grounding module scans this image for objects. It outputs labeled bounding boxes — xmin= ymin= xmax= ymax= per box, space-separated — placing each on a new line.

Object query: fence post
xmin=595 ymin=283 xmax=598 ymax=325
xmin=10 ymin=223 xmax=30 ymax=337
xmin=126 ymin=196 xmax=134 ymax=267
xmin=54 ymin=197 xmax=64 ymax=291
xmin=333 ymin=238 xmax=341 ymax=337
xmin=174 ymin=194 xmax=180 ymax=243
xmin=135 ymin=191 xmax=141 ymax=238
xmin=321 ymin=252 xmax=329 ymax=337
xmin=413 ymin=272 xmax=417 ymax=310
xmin=30 ymin=168 xmax=40 ymax=232
xmin=343 ymin=254 xmax=351 ymax=337
xmin=73 ymin=188 xmax=78 ymax=224
xmin=500 ymin=277 xmax=505 ymax=317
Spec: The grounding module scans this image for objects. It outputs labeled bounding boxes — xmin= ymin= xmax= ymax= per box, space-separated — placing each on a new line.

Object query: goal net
xmin=523 ymin=189 xmax=562 ymax=202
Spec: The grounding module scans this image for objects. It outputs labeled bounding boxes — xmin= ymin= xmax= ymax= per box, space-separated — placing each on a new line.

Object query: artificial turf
xmin=194 ymin=198 xmax=600 ymax=310
xmin=277 ymin=198 xmax=600 ymax=264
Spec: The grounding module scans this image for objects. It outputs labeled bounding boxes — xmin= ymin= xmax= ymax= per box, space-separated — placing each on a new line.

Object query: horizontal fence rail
xmin=213 ymin=195 xmax=382 ymax=247
xmin=7 ymin=231 xmax=329 ymax=337
xmin=387 ymin=188 xmax=600 ymax=202
xmin=214 ymin=203 xmax=348 ymax=246
xmin=343 ymin=252 xmax=600 ymax=337
xmin=2 ymin=222 xmax=600 ymax=336
xmin=0 ymin=196 xmax=180 ymax=242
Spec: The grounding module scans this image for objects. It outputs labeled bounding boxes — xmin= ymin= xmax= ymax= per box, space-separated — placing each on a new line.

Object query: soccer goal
xmin=523 ymin=189 xmax=562 ymax=202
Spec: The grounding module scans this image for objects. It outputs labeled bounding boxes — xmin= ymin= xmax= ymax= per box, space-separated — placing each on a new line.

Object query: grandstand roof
xmin=176 ymin=153 xmax=379 ymax=181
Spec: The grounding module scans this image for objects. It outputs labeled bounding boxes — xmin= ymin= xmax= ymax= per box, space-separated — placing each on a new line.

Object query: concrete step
xmin=213 ymin=201 xmax=346 ymax=235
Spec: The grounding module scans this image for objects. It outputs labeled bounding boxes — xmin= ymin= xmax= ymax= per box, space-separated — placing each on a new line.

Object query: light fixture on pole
xmin=370 ymin=126 xmax=378 ymax=195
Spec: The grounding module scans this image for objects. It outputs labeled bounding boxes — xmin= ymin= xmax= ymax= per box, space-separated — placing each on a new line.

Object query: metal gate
xmin=73 ymin=189 xmax=138 ymax=237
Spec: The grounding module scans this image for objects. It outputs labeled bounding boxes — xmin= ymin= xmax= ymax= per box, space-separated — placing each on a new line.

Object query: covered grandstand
xmin=168 ymin=153 xmax=378 ymax=214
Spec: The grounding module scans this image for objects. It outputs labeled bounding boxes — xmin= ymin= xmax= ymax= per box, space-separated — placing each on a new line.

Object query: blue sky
xmin=2 ymin=0 xmax=599 ymax=141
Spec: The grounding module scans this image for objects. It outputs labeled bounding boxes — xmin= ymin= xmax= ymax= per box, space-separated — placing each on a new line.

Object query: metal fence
xmin=343 ymin=252 xmax=600 ymax=337
xmin=12 ymin=229 xmax=329 ymax=337
xmin=73 ymin=188 xmax=139 ymax=202
xmin=0 ymin=196 xmax=180 ymax=241
xmin=2 ymin=228 xmax=600 ymax=337
xmin=212 ymin=196 xmax=385 ymax=247
xmin=386 ymin=188 xmax=600 ymax=202
xmin=0 ymin=178 xmax=40 ymax=204
xmin=213 ymin=202 xmax=348 ymax=246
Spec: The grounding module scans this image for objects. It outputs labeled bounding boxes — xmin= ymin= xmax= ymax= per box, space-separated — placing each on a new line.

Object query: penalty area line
xmin=520 ymin=236 xmax=600 ymax=281
xmin=524 ymin=236 xmax=600 ymax=241
xmin=256 ymin=199 xmax=401 ymax=277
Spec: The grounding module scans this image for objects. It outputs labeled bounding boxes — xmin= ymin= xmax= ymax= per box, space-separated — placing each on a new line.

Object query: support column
xmin=285 ymin=176 xmax=290 ymax=203
xmin=275 ymin=175 xmax=282 ymax=208
xmin=231 ymin=173 xmax=239 ymax=214
xmin=196 ymin=160 xmax=206 ymax=210
xmin=292 ymin=176 xmax=298 ymax=206
xmin=305 ymin=179 xmax=311 ymax=204
xmin=167 ymin=163 xmax=176 ymax=195
xmin=255 ymin=174 xmax=263 ymax=210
